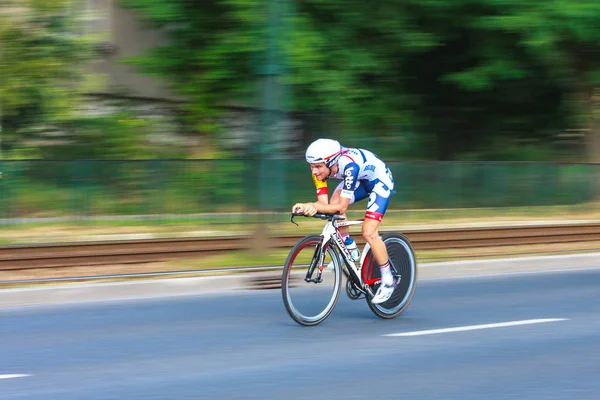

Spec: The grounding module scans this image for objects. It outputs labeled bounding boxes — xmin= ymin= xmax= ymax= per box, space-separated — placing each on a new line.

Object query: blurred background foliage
xmin=0 ymin=0 xmax=186 ymax=160
xmin=1 ymin=0 xmax=96 ymax=157
xmin=2 ymin=0 xmax=600 ymax=225
xmin=2 ymin=0 xmax=600 ymax=161
xmin=118 ymin=0 xmax=600 ymax=162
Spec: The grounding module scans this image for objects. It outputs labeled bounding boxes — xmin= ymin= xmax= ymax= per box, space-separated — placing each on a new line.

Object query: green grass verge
xmin=1 ymin=202 xmax=599 ymax=246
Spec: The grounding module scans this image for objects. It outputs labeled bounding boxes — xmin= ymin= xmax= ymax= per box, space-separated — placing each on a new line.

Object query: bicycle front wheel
xmin=282 ymin=235 xmax=343 ymax=326
xmin=364 ymin=233 xmax=418 ymax=319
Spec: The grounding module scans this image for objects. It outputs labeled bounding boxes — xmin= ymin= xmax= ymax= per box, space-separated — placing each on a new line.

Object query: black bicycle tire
xmin=281 ymin=235 xmax=343 ymax=326
xmin=364 ymin=232 xmax=418 ymax=319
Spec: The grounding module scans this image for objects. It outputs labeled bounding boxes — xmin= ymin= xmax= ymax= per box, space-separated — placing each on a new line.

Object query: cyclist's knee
xmin=361 ymin=225 xmax=379 ymax=243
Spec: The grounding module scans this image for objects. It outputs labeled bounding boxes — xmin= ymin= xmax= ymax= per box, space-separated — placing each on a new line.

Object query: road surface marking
xmin=384 ymin=318 xmax=568 ymax=337
xmin=0 ymin=374 xmax=31 ymax=380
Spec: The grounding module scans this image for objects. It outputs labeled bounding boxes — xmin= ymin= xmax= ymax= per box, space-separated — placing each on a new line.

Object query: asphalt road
xmin=1 ymin=268 xmax=599 ymax=400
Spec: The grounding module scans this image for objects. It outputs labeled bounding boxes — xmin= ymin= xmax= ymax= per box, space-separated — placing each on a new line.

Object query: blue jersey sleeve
xmin=340 ymin=162 xmax=360 ymax=199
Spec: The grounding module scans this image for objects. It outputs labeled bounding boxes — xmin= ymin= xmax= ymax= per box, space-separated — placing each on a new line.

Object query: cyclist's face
xmin=310 ymin=162 xmax=329 ymax=180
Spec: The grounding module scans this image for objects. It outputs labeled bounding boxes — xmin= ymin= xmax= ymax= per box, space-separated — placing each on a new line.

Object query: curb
xmin=1 ymin=253 xmax=600 ymax=309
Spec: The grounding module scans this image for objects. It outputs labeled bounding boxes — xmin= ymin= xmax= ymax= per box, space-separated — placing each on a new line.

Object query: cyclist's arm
xmin=312 ymin=174 xmax=329 ymax=205
xmin=292 ymin=197 xmax=351 ymax=216
xmin=315 ymin=193 xmax=329 ymax=205
xmin=293 ymin=174 xmax=329 ymax=215
xmin=298 ymin=163 xmax=358 ymax=215
xmin=314 ymin=162 xmax=358 ymax=214
xmin=311 ymin=196 xmax=351 ymax=215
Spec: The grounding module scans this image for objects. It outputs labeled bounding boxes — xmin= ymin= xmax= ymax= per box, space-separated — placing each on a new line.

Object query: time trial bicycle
xmin=282 ymin=212 xmax=418 ymax=326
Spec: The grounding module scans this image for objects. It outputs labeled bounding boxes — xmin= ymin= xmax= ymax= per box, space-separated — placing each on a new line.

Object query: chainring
xmin=345 ymin=278 xmax=364 ymax=300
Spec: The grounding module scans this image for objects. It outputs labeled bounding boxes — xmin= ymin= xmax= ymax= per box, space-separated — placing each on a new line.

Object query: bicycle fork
xmin=304 ymin=243 xmax=326 ymax=284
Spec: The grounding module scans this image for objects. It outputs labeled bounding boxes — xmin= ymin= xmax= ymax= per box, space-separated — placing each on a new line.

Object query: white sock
xmin=380 ymin=262 xmax=393 ymax=286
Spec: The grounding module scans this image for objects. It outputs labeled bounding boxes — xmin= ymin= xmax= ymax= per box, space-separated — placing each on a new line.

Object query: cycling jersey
xmin=312 ymin=147 xmax=395 ymax=221
xmin=312 ymin=173 xmax=328 ymax=196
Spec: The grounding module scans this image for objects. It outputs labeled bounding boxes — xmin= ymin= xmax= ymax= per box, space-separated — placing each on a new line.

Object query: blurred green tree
xmin=119 ymin=0 xmax=438 ymax=149
xmin=293 ymin=0 xmax=571 ymax=159
xmin=476 ymin=0 xmax=600 ymax=162
xmin=392 ymin=0 xmax=571 ymax=160
xmin=120 ymin=0 xmax=593 ymax=161
xmin=0 ymin=0 xmax=100 ymax=157
xmin=119 ymin=0 xmax=263 ymax=136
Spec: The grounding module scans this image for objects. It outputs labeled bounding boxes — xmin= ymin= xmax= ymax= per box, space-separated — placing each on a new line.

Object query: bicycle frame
xmin=293 ymin=213 xmax=377 ymax=297
xmin=285 ymin=213 xmax=418 ymax=325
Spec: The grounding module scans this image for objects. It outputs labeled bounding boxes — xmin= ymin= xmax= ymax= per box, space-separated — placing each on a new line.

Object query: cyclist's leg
xmin=330 ymin=181 xmax=360 ymax=237
xmin=363 ymin=218 xmax=387 ymax=265
xmin=360 ymin=180 xmax=393 ymax=264
xmin=324 ymin=183 xmax=361 ymax=271
xmin=359 ymin=181 xmax=397 ymax=303
xmin=362 ymin=196 xmax=392 ymax=284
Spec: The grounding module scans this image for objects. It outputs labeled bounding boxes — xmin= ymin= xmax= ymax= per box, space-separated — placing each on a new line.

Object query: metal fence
xmin=0 ymin=160 xmax=597 ymax=223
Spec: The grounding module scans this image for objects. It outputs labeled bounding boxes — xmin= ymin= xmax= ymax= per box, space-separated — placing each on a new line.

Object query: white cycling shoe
xmin=371 ymin=277 xmax=400 ymax=304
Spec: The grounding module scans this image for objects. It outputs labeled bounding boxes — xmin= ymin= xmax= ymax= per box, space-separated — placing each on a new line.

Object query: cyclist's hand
xmin=292 ymin=203 xmax=305 ymax=215
xmin=292 ymin=203 xmax=317 ymax=216
xmin=302 ymin=203 xmax=318 ymax=216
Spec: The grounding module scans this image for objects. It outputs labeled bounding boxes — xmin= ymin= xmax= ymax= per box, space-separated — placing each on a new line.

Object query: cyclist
xmin=293 ymin=138 xmax=398 ymax=304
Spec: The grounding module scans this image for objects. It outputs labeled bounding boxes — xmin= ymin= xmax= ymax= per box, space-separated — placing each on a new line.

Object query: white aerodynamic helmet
xmin=305 ymin=139 xmax=343 ymax=168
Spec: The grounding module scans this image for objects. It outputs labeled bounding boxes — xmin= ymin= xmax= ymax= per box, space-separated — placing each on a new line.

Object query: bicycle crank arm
xmin=363 ymin=285 xmax=376 ymax=297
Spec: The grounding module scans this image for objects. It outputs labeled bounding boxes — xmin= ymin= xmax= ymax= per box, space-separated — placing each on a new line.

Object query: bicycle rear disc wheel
xmin=282 ymin=235 xmax=342 ymax=326
xmin=364 ymin=233 xmax=418 ymax=319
